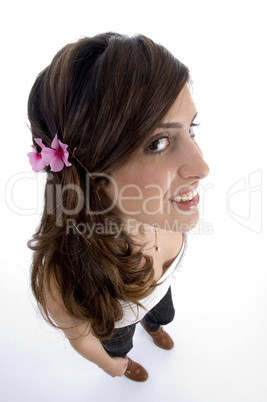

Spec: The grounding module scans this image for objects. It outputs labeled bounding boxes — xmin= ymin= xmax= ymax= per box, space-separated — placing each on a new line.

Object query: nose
xmin=178 ymin=140 xmax=210 ymax=180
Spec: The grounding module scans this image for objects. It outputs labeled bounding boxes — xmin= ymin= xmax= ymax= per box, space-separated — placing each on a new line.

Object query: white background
xmin=1 ymin=0 xmax=267 ymax=401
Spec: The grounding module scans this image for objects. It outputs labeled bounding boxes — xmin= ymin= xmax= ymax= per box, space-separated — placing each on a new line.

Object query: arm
xmin=45 ymin=285 xmax=128 ymax=377
xmin=68 ymin=330 xmax=128 ymax=377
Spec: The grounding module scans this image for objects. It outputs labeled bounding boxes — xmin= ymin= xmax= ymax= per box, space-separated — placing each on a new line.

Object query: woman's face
xmin=103 ymin=83 xmax=210 ymax=233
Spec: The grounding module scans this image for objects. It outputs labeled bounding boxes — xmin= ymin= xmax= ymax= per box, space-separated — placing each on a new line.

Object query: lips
xmin=170 ymin=186 xmax=198 ymax=203
xmin=169 ymin=186 xmax=200 ymax=211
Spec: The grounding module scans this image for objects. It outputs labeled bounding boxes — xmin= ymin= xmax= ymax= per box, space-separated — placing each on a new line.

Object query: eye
xmin=147 ymin=136 xmax=170 ymax=153
xmin=189 ymin=123 xmax=200 ymax=138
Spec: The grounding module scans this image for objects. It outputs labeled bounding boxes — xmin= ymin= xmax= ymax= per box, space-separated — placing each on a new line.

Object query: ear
xmin=95 ymin=177 xmax=109 ymax=191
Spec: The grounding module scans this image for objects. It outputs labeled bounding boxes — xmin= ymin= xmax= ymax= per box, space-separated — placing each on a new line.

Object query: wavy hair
xmin=28 ymin=32 xmax=189 ymax=340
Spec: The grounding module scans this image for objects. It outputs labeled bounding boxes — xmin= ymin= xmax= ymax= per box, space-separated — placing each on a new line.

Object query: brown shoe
xmin=124 ymin=356 xmax=148 ymax=382
xmin=140 ymin=320 xmax=174 ymax=350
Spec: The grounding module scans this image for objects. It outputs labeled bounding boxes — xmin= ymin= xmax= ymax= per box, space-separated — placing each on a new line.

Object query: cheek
xmin=115 ymin=166 xmax=162 ymax=193
xmin=106 ymin=162 xmax=177 ymax=217
xmin=118 ymin=176 xmax=161 ymax=213
xmin=109 ymin=171 xmax=169 ymax=217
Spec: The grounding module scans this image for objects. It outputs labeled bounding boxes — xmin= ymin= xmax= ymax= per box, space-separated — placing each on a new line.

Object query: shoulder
xmin=44 ymin=277 xmax=90 ymax=340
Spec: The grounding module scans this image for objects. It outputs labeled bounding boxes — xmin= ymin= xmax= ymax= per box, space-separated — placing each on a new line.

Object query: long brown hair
xmin=28 ymin=32 xmax=189 ymax=340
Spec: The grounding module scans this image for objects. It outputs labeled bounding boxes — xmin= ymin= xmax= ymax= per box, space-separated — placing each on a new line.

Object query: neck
xmin=124 ymin=220 xmax=160 ymax=252
xmin=124 ymin=219 xmax=184 ymax=255
xmin=124 ymin=219 xmax=156 ymax=235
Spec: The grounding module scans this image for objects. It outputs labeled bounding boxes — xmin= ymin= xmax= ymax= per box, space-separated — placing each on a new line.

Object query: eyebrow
xmin=157 ymin=122 xmax=183 ymax=129
xmin=157 ymin=113 xmax=198 ymax=130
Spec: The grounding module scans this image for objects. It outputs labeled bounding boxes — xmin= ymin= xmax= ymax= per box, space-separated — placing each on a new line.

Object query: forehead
xmin=160 ymin=83 xmax=197 ymax=126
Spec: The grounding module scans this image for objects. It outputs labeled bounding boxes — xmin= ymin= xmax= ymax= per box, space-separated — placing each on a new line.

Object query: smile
xmin=171 ymin=188 xmax=198 ymax=203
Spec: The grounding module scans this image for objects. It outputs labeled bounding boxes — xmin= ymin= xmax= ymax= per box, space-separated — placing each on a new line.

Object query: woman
xmin=27 ymin=32 xmax=209 ymax=382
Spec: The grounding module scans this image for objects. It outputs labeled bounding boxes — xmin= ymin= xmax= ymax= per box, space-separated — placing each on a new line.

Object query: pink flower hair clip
xmin=27 ymin=138 xmax=47 ymax=173
xmin=27 ymin=135 xmax=72 ymax=172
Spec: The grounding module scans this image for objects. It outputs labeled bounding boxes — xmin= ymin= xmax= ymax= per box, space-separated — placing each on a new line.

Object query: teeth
xmin=188 ymin=192 xmax=193 ymax=200
xmin=173 ymin=189 xmax=197 ymax=203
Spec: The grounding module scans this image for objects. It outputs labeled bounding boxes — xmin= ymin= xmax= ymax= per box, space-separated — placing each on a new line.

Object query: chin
xmin=170 ymin=210 xmax=200 ymax=233
xmin=178 ymin=220 xmax=198 ymax=233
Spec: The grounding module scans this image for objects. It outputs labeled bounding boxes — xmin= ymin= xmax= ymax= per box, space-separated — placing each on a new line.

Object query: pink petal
xmin=49 ymin=156 xmax=64 ymax=172
xmin=57 ymin=138 xmax=72 ymax=167
xmin=27 ymin=151 xmax=36 ymax=160
xmin=61 ymin=148 xmax=72 ymax=167
xmin=34 ymin=158 xmax=46 ymax=172
xmin=58 ymin=139 xmax=68 ymax=151
xmin=62 ymin=153 xmax=72 ymax=167
xmin=34 ymin=138 xmax=46 ymax=150
xmin=42 ymin=147 xmax=57 ymax=165
xmin=51 ymin=134 xmax=60 ymax=151
xmin=27 ymin=152 xmax=46 ymax=172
